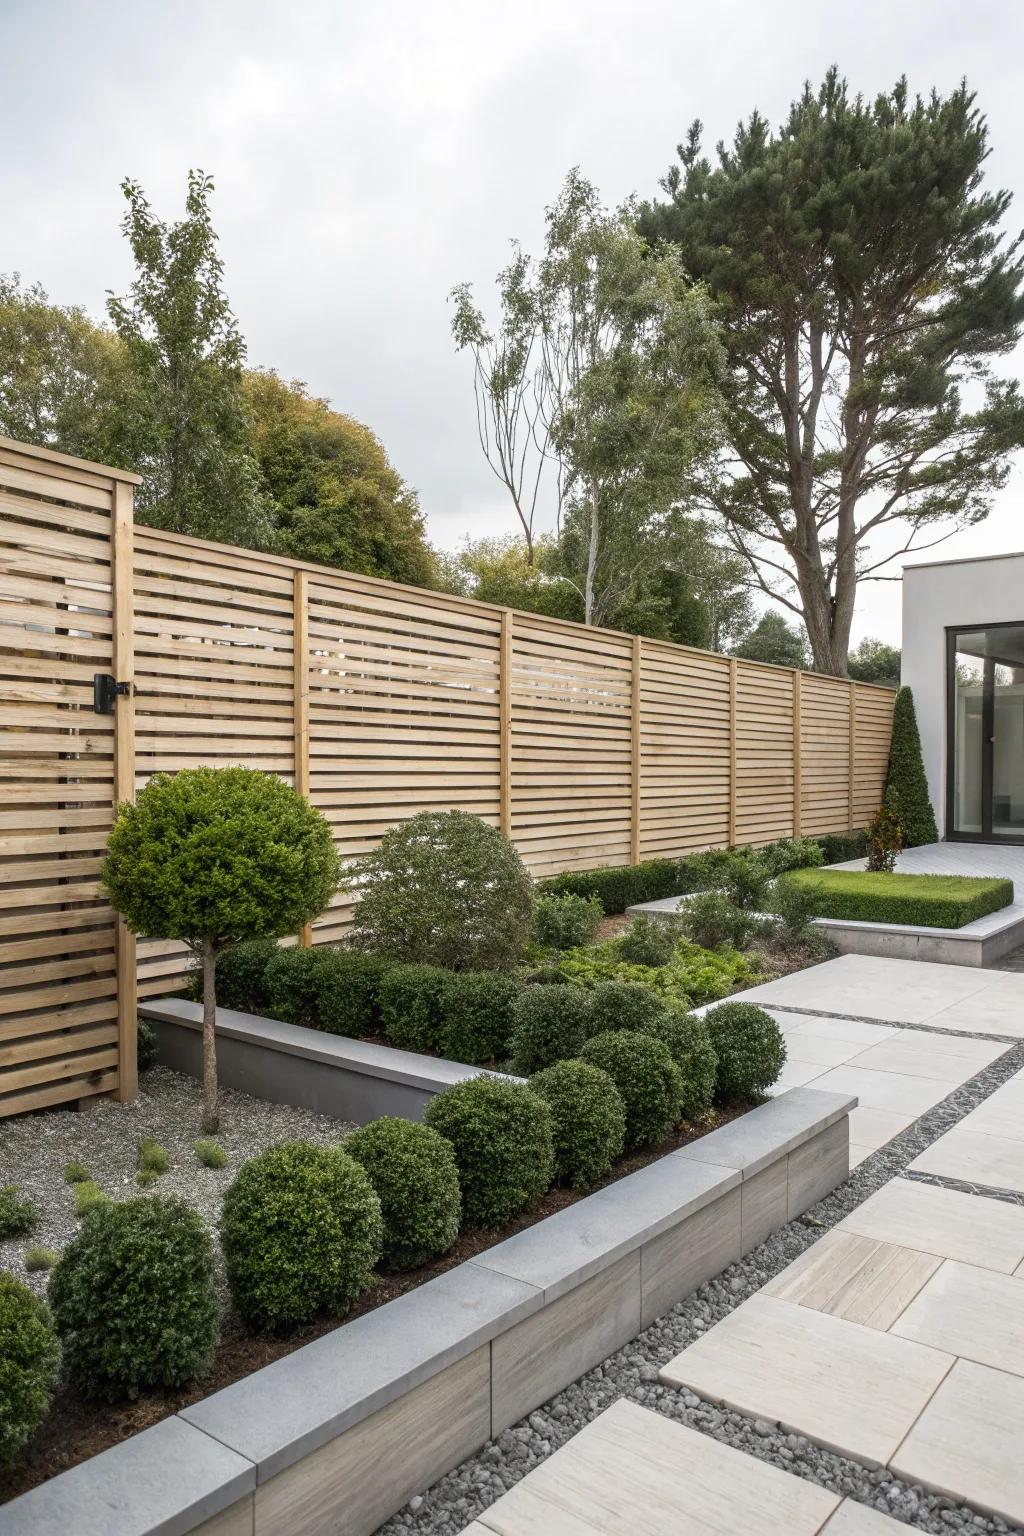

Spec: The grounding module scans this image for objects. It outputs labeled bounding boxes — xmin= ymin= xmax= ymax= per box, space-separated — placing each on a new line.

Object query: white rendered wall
xmin=901 ymin=551 xmax=1024 ymax=838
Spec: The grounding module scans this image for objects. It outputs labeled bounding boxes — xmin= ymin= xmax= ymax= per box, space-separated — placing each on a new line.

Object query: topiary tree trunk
xmin=884 ymin=687 xmax=938 ymax=848
xmin=201 ymin=938 xmax=219 ymax=1133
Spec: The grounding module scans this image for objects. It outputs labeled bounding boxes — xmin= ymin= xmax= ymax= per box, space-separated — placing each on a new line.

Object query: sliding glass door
xmin=948 ymin=623 xmax=1024 ymax=843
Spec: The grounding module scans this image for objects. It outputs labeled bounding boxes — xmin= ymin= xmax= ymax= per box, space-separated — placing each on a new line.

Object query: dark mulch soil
xmin=1 ymin=1103 xmax=752 ymax=1503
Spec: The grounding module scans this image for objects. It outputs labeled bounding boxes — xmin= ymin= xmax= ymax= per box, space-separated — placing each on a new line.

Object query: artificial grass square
xmin=782 ymin=868 xmax=1014 ymax=929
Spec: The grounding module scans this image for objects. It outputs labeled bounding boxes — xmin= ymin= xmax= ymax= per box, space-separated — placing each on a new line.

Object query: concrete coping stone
xmin=672 ymin=1087 xmax=856 ymax=1179
xmin=139 ymin=998 xmax=518 ymax=1092
xmin=0 ymin=1413 xmax=256 ymax=1536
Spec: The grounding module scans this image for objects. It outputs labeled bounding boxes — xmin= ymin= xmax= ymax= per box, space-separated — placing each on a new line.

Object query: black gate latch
xmin=93 ymin=674 xmax=132 ymax=714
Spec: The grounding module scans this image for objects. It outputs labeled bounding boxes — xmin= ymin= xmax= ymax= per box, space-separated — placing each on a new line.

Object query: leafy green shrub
xmin=264 ymin=945 xmax=332 ymax=1026
xmin=758 ymin=837 xmax=825 ymax=878
xmin=537 ymin=858 xmax=681 ymax=914
xmin=136 ymin=1017 xmax=159 ymax=1072
xmin=104 ymin=765 xmax=340 ymax=1132
xmin=780 ymin=868 xmax=1013 ymax=928
xmin=378 ymin=963 xmax=450 ymax=1053
xmin=315 ymin=949 xmax=394 ymax=1037
xmin=72 ymin=1181 xmax=108 ymax=1217
xmin=704 ymin=1002 xmax=787 ymax=1102
xmin=195 ymin=1139 xmax=228 ymax=1169
xmin=0 ymin=1186 xmax=38 ymax=1240
xmin=557 ymin=938 xmax=758 ymax=1007
xmin=438 ymin=971 xmax=520 ymax=1064
xmin=642 ymin=1012 xmax=717 ymax=1122
xmin=884 ymin=686 xmax=938 ymax=847
xmin=0 ymin=1274 xmax=59 ymax=1467
xmin=221 ymin=1143 xmax=382 ymax=1330
xmin=49 ymin=1196 xmax=220 ymax=1401
xmin=580 ymin=1032 xmax=683 ymax=1149
xmin=135 ymin=1169 xmax=159 ymax=1190
xmin=815 ymin=829 xmax=868 ymax=863
xmin=63 ymin=1160 xmax=91 ymax=1185
xmin=345 ymin=1118 xmax=461 ymax=1268
xmin=138 ymin=1138 xmax=170 ymax=1177
xmin=586 ymin=980 xmax=670 ymax=1036
xmin=617 ymin=915 xmax=675 ymax=967
xmin=351 ymin=810 xmax=533 ymax=970
xmin=521 ymin=966 xmax=572 ymax=985
xmin=715 ymin=852 xmax=771 ymax=910
xmin=677 ymin=848 xmax=738 ymax=892
xmin=188 ymin=937 xmax=279 ymax=1013
xmin=509 ymin=983 xmax=592 ymax=1073
xmin=867 ymin=786 xmax=902 ymax=873
xmin=24 ymin=1247 xmax=58 ymax=1274
xmin=532 ymin=891 xmax=604 ymax=950
xmin=424 ymin=1076 xmax=553 ymax=1227
xmin=530 ymin=1060 xmax=625 ymax=1189
xmin=680 ymin=891 xmax=753 ymax=950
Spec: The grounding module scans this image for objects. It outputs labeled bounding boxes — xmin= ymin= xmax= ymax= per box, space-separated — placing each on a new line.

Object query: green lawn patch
xmin=781 ymin=869 xmax=1014 ymax=929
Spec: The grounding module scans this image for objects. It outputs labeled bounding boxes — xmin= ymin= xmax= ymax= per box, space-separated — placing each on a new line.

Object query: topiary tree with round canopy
xmin=103 ymin=767 xmax=340 ymax=1131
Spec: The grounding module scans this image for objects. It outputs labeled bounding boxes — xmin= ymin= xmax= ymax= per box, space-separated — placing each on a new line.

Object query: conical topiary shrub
xmin=884 ymin=687 xmax=938 ymax=847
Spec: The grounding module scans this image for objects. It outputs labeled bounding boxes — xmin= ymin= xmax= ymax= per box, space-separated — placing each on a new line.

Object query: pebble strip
xmin=760 ymin=1000 xmax=1024 ymax=1047
xmin=905 ymin=1169 xmax=1024 ymax=1209
xmin=380 ymin=1042 xmax=1024 ymax=1536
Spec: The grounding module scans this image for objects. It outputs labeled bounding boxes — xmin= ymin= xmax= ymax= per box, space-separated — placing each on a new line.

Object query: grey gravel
xmin=379 ymin=1041 xmax=1024 ymax=1536
xmin=0 ymin=1065 xmax=354 ymax=1294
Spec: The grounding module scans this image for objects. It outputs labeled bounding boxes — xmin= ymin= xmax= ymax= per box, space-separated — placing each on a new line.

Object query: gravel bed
xmin=0 ymin=1066 xmax=354 ymax=1295
xmin=380 ymin=1041 xmax=1024 ymax=1536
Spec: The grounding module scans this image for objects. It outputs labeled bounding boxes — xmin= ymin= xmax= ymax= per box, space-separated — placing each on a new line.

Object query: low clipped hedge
xmin=781 ymin=869 xmax=1013 ymax=930
xmin=538 ymin=858 xmax=683 ymax=915
xmin=438 ymin=971 xmax=520 ymax=1064
xmin=377 ymin=963 xmax=450 ymax=1053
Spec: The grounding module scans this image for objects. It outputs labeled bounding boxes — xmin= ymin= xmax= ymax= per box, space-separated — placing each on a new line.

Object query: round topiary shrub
xmin=345 ymin=1118 xmax=461 ymax=1269
xmin=48 ymin=1195 xmax=220 ymax=1402
xmin=439 ymin=971 xmax=521 ymax=1064
xmin=618 ymin=915 xmax=675 ymax=968
xmin=585 ymin=980 xmax=670 ymax=1037
xmin=531 ymin=892 xmax=604 ymax=951
xmin=378 ymin=963 xmax=450 ymax=1053
xmin=703 ymin=1002 xmax=787 ymax=1103
xmin=642 ymin=1012 xmax=717 ymax=1122
xmin=530 ymin=1060 xmax=625 ymax=1189
xmin=221 ymin=1143 xmax=382 ymax=1330
xmin=508 ymin=983 xmax=592 ymax=1074
xmin=0 ymin=1274 xmax=60 ymax=1468
xmin=424 ymin=1076 xmax=553 ymax=1228
xmin=349 ymin=810 xmax=533 ymax=971
xmin=580 ymin=1031 xmax=684 ymax=1150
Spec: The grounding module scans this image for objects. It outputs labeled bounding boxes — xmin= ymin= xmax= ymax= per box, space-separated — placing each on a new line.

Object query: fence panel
xmin=638 ymin=642 xmax=732 ymax=858
xmin=734 ymin=661 xmax=798 ymax=846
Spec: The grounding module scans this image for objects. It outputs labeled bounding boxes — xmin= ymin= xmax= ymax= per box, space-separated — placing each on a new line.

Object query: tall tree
xmin=245 ymin=370 xmax=436 ymax=586
xmin=108 ymin=171 xmax=271 ymax=546
xmin=848 ymin=637 xmax=901 ymax=687
xmin=733 ymin=610 xmax=808 ymax=669
xmin=640 ymin=71 xmax=1024 ymax=675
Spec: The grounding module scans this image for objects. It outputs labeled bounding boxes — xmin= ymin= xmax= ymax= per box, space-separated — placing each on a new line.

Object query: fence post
xmin=630 ymin=634 xmax=642 ymax=865
xmin=112 ymin=480 xmax=137 ymax=1102
xmin=848 ymin=682 xmax=857 ymax=832
xmin=728 ymin=657 xmax=738 ymax=847
xmin=499 ymin=610 xmax=512 ymax=838
xmin=294 ymin=570 xmax=312 ymax=946
xmin=792 ymin=670 xmax=802 ymax=837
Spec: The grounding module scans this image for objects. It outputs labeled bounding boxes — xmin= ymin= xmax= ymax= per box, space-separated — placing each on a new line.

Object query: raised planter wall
xmin=0 ymin=1087 xmax=855 ymax=1536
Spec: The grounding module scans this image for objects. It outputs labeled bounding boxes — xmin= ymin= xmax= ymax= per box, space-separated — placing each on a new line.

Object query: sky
xmin=3 ymin=0 xmax=1024 ymax=646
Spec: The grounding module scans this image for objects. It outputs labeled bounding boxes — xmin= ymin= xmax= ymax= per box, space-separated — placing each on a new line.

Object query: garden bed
xmin=783 ymin=868 xmax=1014 ymax=928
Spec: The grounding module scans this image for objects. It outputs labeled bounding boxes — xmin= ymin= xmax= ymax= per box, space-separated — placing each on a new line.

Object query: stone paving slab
xmin=890 ymin=1259 xmax=1024 ymax=1375
xmin=735 ymin=955 xmax=1002 ymax=1026
xmin=839 ymin=1179 xmax=1024 ymax=1273
xmin=808 ymin=1064 xmax=960 ymax=1118
xmin=764 ymin=1231 xmax=940 ymax=1329
xmin=909 ymin=1126 xmax=1024 ymax=1192
xmin=821 ymin=1503 xmax=910 ymax=1534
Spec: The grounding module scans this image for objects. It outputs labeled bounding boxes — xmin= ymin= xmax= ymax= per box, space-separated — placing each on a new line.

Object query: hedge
xmin=781 ymin=869 xmax=1013 ymax=929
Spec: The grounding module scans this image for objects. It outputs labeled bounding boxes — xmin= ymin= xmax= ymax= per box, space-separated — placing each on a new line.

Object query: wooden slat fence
xmin=0 ymin=435 xmax=897 ymax=1114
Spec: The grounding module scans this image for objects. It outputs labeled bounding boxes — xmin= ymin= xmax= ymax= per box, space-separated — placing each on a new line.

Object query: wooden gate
xmin=0 ymin=436 xmax=138 ymax=1115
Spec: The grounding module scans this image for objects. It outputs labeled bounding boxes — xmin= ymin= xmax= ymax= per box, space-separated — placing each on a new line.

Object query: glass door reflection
xmin=949 ymin=624 xmax=1024 ymax=843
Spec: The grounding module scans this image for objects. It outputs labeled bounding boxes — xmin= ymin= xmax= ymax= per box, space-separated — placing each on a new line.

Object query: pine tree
xmin=884 ymin=688 xmax=938 ymax=847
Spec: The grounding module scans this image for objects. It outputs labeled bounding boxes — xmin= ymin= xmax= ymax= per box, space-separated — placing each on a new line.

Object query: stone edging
xmin=0 ymin=1087 xmax=855 ymax=1536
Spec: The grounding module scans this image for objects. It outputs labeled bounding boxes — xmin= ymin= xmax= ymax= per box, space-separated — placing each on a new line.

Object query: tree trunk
xmin=201 ymin=938 xmax=219 ymax=1134
xmin=584 ymin=483 xmax=599 ymax=625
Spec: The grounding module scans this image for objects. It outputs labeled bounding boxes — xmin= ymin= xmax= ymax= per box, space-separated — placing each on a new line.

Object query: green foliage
xmin=345 ymin=1118 xmax=461 ymax=1269
xmin=677 ymin=848 xmax=743 ymax=892
xmin=642 ymin=73 xmax=1024 ymax=673
xmin=315 ymin=950 xmax=394 ymax=1037
xmin=815 ymin=830 xmax=869 ymax=863
xmin=24 ymin=1247 xmax=58 ymax=1274
xmin=509 ymin=983 xmax=592 ymax=1074
xmin=424 ymin=1076 xmax=554 ymax=1228
xmin=680 ymin=891 xmax=753 ymax=950
xmin=441 ymin=534 xmax=583 ymax=621
xmin=104 ymin=767 xmax=340 ymax=951
xmin=378 ymin=963 xmax=450 ymax=1053
xmin=0 ymin=1274 xmax=60 ymax=1468
xmin=718 ymin=853 xmax=771 ymax=910
xmin=136 ymin=1017 xmax=158 ymax=1072
xmin=781 ymin=868 xmax=1013 ymax=929
xmin=580 ymin=1031 xmax=683 ymax=1149
xmin=586 ymin=980 xmax=670 ymax=1036
xmin=195 ymin=1139 xmax=228 ymax=1170
xmin=532 ymin=891 xmax=604 ymax=951
xmin=704 ymin=1003 xmax=787 ymax=1102
xmin=758 ymin=838 xmax=826 ymax=878
xmin=49 ymin=1195 xmax=220 ymax=1401
xmin=72 ymin=1181 xmax=109 ymax=1217
xmin=263 ymin=945 xmax=330 ymax=1025
xmin=848 ymin=638 xmax=901 ymax=688
xmin=538 ymin=858 xmax=682 ymax=915
xmin=221 ymin=1143 xmax=382 ymax=1331
xmin=733 ymin=612 xmax=808 ymax=670
xmin=190 ymin=937 xmax=280 ymax=1014
xmin=63 ymin=1161 xmax=91 ymax=1185
xmin=867 ymin=786 xmax=903 ymax=873
xmin=556 ymin=937 xmax=758 ymax=1007
xmin=617 ymin=915 xmax=676 ymax=967
xmin=138 ymin=1138 xmax=170 ymax=1177
xmin=350 ymin=811 xmax=533 ymax=972
xmin=107 ymin=172 xmax=271 ymax=546
xmin=438 ymin=971 xmax=520 ymax=1064
xmin=530 ymin=1060 xmax=626 ymax=1189
xmin=642 ymin=1013 xmax=718 ymax=1122
xmin=885 ymin=687 xmax=938 ymax=847
xmin=770 ymin=878 xmax=820 ymax=946
xmin=135 ymin=1169 xmax=159 ymax=1190
xmin=0 ymin=1186 xmax=39 ymax=1240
